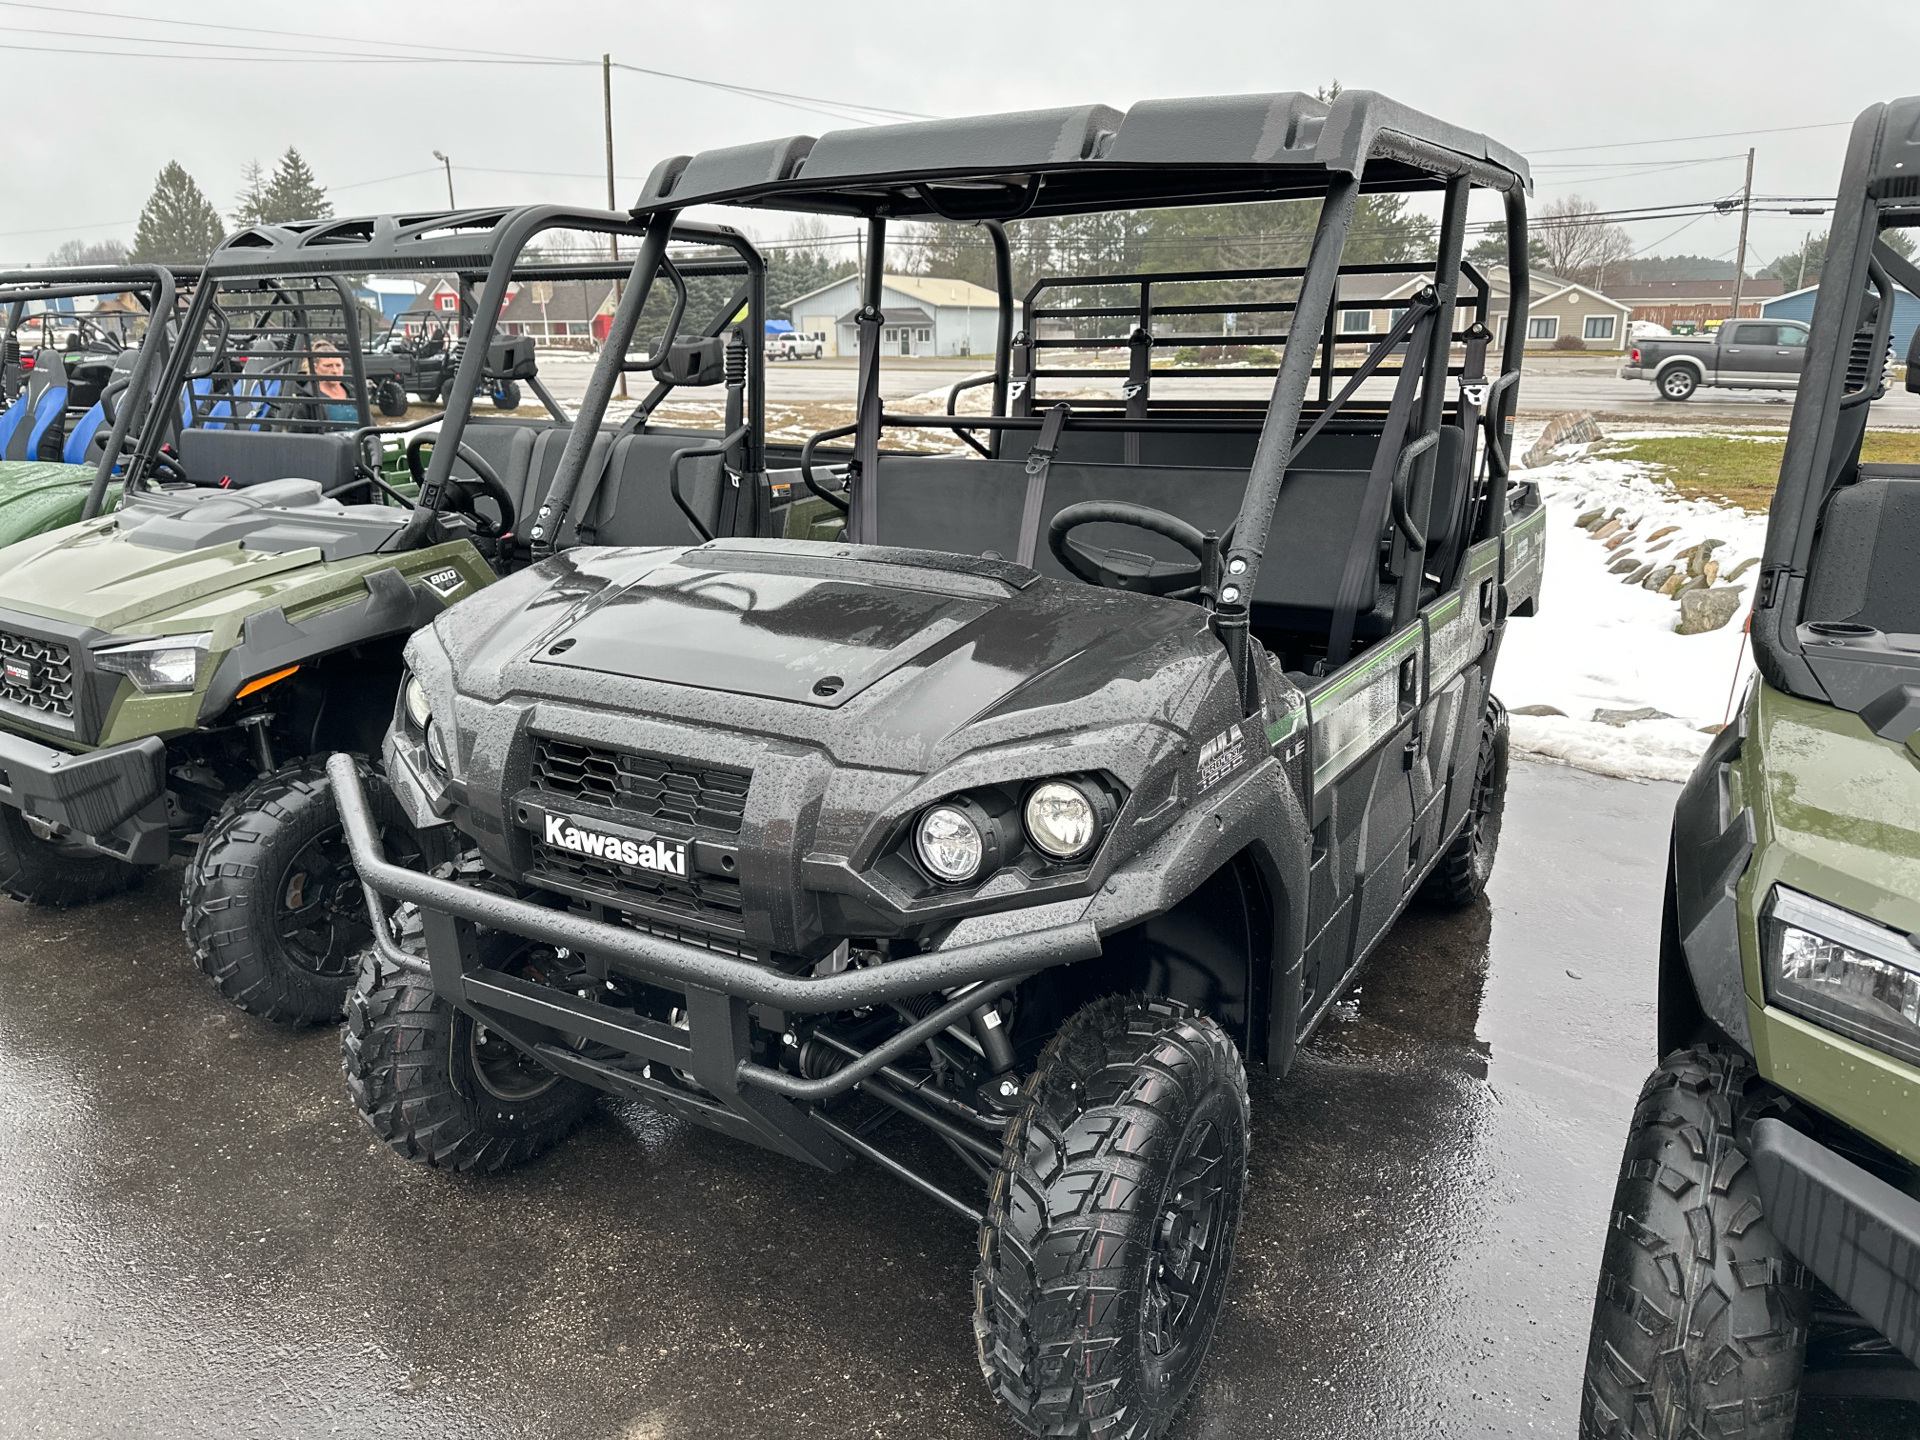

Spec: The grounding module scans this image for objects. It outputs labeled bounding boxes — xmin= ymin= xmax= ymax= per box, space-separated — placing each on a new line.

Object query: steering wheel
xmin=150 ymin=448 xmax=190 ymax=485
xmin=1047 ymin=501 xmax=1217 ymax=596
xmin=407 ymin=431 xmax=515 ymax=540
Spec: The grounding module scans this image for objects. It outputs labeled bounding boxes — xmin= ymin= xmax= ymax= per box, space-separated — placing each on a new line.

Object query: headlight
xmin=1024 ymin=780 xmax=1098 ymax=860
xmin=915 ymin=803 xmax=985 ymax=884
xmin=1765 ymin=885 xmax=1920 ymax=1067
xmin=424 ymin=719 xmax=449 ymax=772
xmin=93 ymin=632 xmax=211 ymax=693
xmin=402 ymin=675 xmax=432 ymax=729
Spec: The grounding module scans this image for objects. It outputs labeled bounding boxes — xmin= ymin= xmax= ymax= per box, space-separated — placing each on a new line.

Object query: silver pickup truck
xmin=1618 ymin=317 xmax=1810 ymax=400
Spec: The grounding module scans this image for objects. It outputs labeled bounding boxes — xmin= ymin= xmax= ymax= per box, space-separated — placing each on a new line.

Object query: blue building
xmin=1765 ymin=283 xmax=1919 ymax=362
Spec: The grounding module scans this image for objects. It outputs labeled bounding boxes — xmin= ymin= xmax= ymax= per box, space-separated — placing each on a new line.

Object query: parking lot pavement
xmin=0 ymin=760 xmax=1909 ymax=1438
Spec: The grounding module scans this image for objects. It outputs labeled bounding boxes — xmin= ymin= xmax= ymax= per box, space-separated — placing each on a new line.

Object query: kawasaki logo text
xmin=543 ymin=814 xmax=687 ymax=877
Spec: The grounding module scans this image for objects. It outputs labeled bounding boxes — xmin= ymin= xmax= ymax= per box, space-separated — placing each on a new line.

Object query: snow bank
xmin=1496 ymin=427 xmax=1767 ymax=783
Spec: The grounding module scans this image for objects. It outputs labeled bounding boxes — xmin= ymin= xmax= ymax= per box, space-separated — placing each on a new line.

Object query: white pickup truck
xmin=767 ymin=330 xmax=826 ymax=361
xmin=1617 ymin=318 xmax=1810 ymax=400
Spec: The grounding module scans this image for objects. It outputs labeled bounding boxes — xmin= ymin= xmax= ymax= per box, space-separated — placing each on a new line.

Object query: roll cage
xmin=0 ymin=264 xmax=193 ymax=497
xmin=117 ymin=207 xmax=766 ymax=552
xmin=542 ymin=89 xmax=1533 ymax=707
xmin=1752 ymin=96 xmax=1920 ymax=715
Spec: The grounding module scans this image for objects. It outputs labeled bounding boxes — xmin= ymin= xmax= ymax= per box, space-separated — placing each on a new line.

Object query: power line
xmin=0 ymin=2 xmax=934 ymax=125
xmin=1531 ymin=120 xmax=1852 ymax=154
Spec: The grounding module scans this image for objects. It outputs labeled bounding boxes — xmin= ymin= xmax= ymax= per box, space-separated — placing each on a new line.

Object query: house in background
xmin=1607 ymin=277 xmax=1783 ymax=330
xmin=498 ymin=278 xmax=617 ymax=347
xmin=1348 ymin=265 xmax=1631 ymax=350
xmin=395 ymin=277 xmax=468 ymax=340
xmin=1764 ymin=282 xmax=1920 ymax=360
xmin=355 ymin=276 xmax=424 ymax=323
xmin=782 ymin=273 xmax=1002 ymax=357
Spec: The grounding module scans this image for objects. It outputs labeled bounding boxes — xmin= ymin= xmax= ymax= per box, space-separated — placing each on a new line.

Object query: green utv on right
xmin=1583 ymin=97 xmax=1920 ymax=1435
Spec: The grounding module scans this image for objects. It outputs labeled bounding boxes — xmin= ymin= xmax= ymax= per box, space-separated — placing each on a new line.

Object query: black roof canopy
xmin=205 ymin=206 xmax=742 ymax=279
xmin=638 ymin=90 xmax=1530 ymax=220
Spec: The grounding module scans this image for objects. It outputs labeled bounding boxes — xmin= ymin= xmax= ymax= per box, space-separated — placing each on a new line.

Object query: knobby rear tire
xmin=1420 ymin=698 xmax=1509 ymax=909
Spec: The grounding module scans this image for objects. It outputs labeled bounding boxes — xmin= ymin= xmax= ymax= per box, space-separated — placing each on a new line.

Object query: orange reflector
xmin=236 ymin=664 xmax=300 ymax=699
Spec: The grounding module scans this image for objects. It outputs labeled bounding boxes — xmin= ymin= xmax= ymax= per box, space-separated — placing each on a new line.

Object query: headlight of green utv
xmin=1764 ymin=885 xmax=1920 ymax=1068
xmin=1024 ymin=780 xmax=1099 ymax=860
xmin=93 ymin=632 xmax=211 ymax=693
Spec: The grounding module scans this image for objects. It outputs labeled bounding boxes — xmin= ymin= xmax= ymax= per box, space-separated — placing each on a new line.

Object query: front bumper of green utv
xmin=1751 ymin=1117 xmax=1920 ymax=1366
xmin=0 ymin=727 xmax=169 ymax=864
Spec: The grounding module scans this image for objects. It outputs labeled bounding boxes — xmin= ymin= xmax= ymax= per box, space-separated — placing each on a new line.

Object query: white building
xmin=782 ymin=273 xmax=1002 ymax=358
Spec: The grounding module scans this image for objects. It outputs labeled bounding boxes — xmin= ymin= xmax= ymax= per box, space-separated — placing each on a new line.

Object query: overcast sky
xmin=6 ymin=0 xmax=1918 ymax=274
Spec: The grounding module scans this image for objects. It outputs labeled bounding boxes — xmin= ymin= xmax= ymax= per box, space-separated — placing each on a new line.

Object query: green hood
xmin=0 ymin=461 xmax=112 ymax=550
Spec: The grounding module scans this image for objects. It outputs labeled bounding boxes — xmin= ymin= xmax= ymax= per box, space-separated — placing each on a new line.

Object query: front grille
xmin=0 ymin=631 xmax=75 ymax=720
xmin=531 ymin=736 xmax=750 ymax=834
xmin=530 ymin=836 xmax=746 ymax=934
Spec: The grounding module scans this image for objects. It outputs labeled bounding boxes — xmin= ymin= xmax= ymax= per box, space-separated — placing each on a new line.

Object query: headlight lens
xmin=1765 ymin=885 xmax=1920 ymax=1067
xmin=914 ymin=803 xmax=984 ymax=884
xmin=93 ymin=631 xmax=211 ymax=693
xmin=424 ymin=719 xmax=449 ymax=772
xmin=1025 ymin=780 xmax=1099 ymax=859
xmin=402 ymin=675 xmax=432 ymax=729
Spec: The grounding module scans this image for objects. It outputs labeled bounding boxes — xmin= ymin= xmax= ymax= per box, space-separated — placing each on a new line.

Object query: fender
xmin=1080 ymin=756 xmax=1310 ymax=1074
xmin=1660 ymin=711 xmax=1754 ymax=1055
xmin=1654 ymin=355 xmax=1707 ymax=383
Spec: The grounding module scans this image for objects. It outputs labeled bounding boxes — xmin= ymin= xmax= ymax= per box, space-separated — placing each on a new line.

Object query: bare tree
xmin=1534 ymin=195 xmax=1634 ymax=289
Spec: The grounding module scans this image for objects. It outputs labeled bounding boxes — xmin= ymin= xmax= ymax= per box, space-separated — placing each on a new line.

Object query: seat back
xmin=175 ymin=428 xmax=357 ymax=492
xmin=445 ymin=420 xmax=542 ymax=527
xmin=1805 ymin=473 xmax=1920 ymax=634
xmin=586 ymin=429 xmax=731 ymax=547
xmin=0 ymin=349 xmax=70 ymax=461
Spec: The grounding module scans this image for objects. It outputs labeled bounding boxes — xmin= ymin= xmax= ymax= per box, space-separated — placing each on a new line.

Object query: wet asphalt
xmin=1 ymin=759 xmax=1911 ymax=1439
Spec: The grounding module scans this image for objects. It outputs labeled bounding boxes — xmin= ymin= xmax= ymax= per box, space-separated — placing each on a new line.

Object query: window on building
xmin=1340 ymin=308 xmax=1371 ymax=334
xmin=1527 ymin=316 xmax=1559 ymax=341
xmin=435 ymin=293 xmax=458 ymax=311
xmin=1583 ymin=315 xmax=1616 ymax=341
xmin=916 ymin=328 xmax=931 ymax=342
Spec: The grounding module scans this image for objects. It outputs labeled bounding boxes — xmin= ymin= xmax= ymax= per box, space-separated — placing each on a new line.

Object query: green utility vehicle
xmin=0 ymin=265 xmax=190 ymax=548
xmin=0 ymin=206 xmax=772 ymax=1024
xmin=1583 ymin=97 xmax=1920 ymax=1434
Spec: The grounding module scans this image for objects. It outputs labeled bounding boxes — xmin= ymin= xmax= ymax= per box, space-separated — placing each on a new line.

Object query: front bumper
xmin=0 ymin=728 xmax=168 ymax=864
xmin=1750 ymin=1118 xmax=1920 ymax=1366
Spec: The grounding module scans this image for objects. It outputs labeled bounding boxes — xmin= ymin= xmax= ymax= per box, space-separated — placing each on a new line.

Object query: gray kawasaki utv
xmin=335 ymin=90 xmax=1544 ymax=1437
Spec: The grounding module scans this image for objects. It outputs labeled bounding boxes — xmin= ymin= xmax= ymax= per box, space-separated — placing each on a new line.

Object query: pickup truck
xmin=767 ymin=330 xmax=826 ymax=361
xmin=1618 ymin=318 xmax=1810 ymax=400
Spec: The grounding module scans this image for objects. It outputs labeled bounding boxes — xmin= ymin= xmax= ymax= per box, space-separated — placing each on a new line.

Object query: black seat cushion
xmin=1805 ymin=476 xmax=1920 ymax=634
xmin=176 ymin=428 xmax=356 ymax=491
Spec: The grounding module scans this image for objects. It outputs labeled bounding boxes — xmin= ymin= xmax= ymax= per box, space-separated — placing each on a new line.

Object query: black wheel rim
xmin=1141 ymin=1113 xmax=1230 ymax=1360
xmin=271 ymin=819 xmax=420 ymax=978
xmin=272 ymin=826 xmax=368 ymax=976
xmin=469 ymin=1023 xmax=561 ymax=1101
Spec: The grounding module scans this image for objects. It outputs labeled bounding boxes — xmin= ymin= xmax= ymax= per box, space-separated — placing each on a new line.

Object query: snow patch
xmin=1497 ymin=430 xmax=1764 ymax=782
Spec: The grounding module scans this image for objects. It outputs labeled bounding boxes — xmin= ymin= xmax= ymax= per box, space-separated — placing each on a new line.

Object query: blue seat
xmin=62 ymin=403 xmax=106 ymax=465
xmin=0 ymin=349 xmax=69 ymax=462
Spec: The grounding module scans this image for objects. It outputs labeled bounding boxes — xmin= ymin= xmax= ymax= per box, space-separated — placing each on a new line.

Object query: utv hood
xmin=514 ymin=540 xmax=1219 ymax=751
xmin=0 ymin=513 xmax=328 ymax=632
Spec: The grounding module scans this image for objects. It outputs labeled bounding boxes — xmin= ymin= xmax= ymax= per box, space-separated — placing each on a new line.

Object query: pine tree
xmin=233 ymin=158 xmax=269 ymax=228
xmin=257 ymin=148 xmax=333 ymax=225
xmin=130 ymin=162 xmax=226 ymax=264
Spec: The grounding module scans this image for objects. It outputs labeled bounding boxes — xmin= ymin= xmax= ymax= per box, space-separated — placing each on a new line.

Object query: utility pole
xmin=604 ymin=53 xmax=627 ymax=399
xmin=1726 ymin=147 xmax=1755 ymax=326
